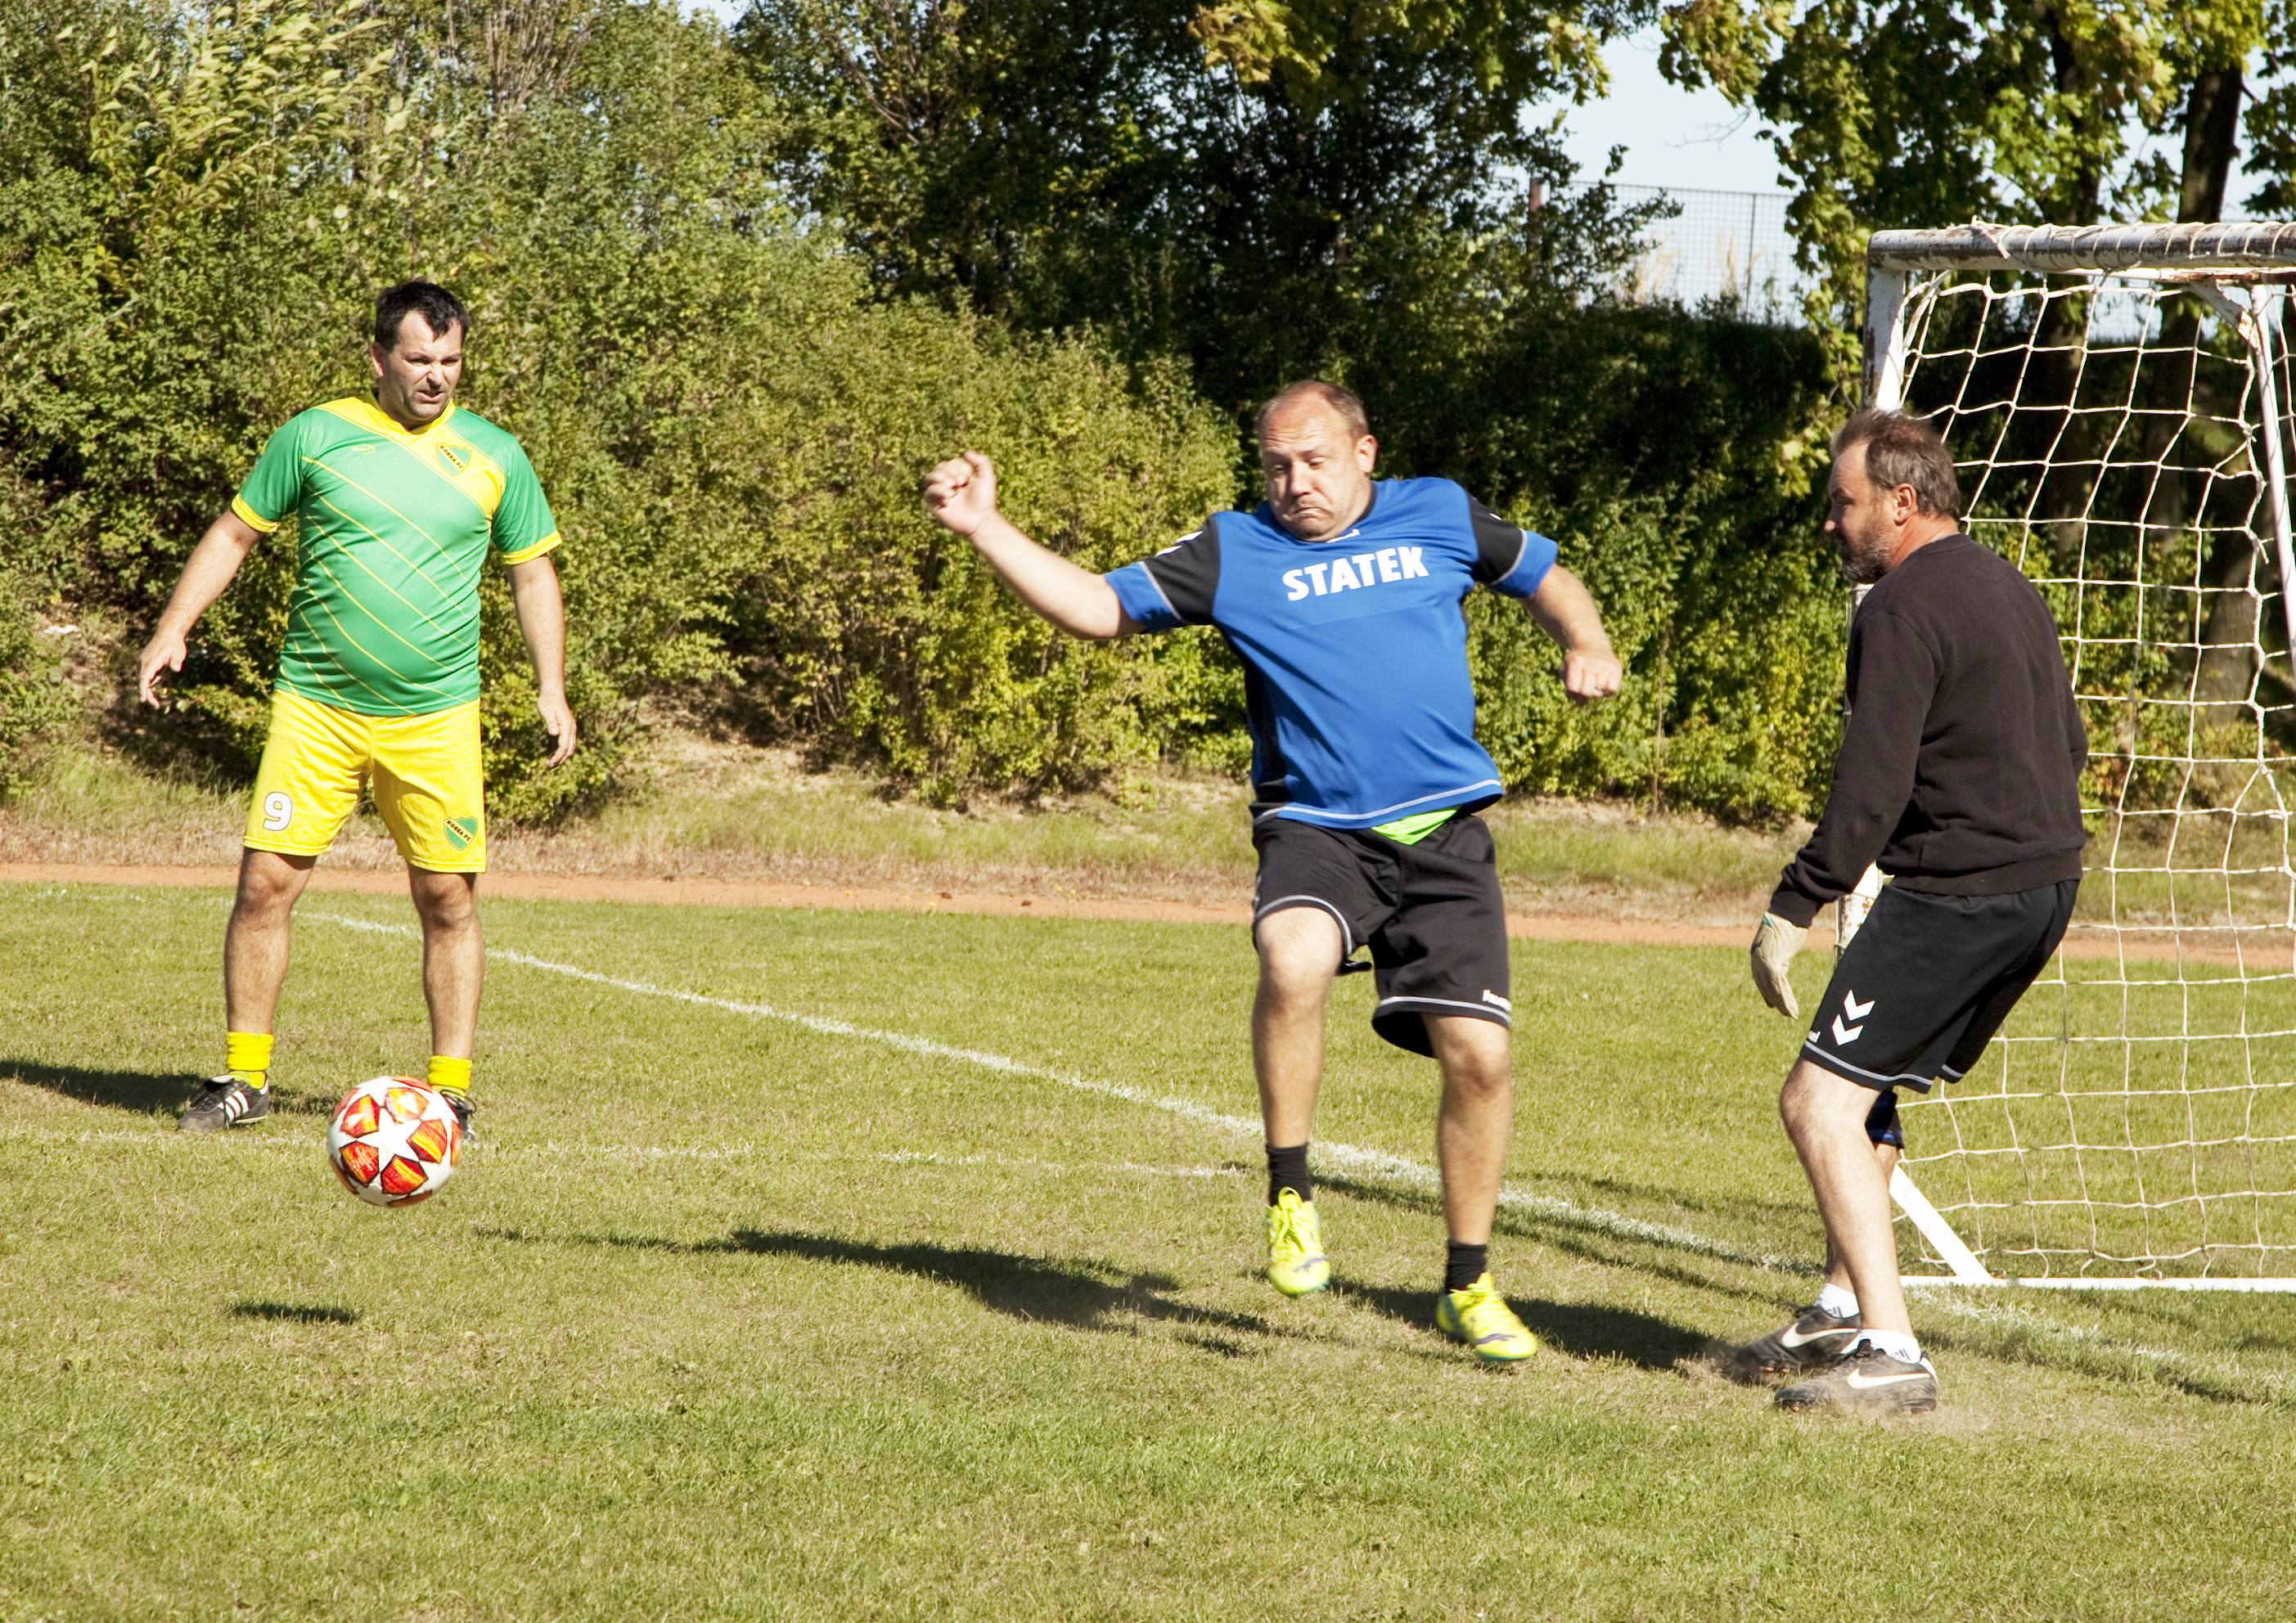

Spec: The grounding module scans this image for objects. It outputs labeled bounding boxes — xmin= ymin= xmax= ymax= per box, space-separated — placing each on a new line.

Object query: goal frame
xmin=1857 ymin=222 xmax=2296 ymax=1292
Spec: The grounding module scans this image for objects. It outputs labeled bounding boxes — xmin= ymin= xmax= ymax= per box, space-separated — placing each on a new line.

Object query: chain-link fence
xmin=1556 ymin=183 xmax=1806 ymax=323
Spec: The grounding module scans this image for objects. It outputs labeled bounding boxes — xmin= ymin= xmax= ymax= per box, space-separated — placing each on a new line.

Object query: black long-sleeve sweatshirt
xmin=1767 ymin=533 xmax=2087 ymax=928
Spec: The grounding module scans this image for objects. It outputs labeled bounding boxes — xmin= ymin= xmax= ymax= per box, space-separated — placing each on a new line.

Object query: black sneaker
xmin=1727 ymin=1302 xmax=1862 ymax=1378
xmin=444 ymin=1092 xmax=477 ymax=1147
xmin=179 ymin=1076 xmax=272 ymax=1134
xmin=1776 ymin=1341 xmax=1939 ymax=1415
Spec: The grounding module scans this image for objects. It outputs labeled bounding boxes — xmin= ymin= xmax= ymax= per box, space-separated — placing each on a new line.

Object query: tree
xmin=741 ymin=0 xmax=1659 ymax=420
xmin=1660 ymin=0 xmax=2271 ymax=382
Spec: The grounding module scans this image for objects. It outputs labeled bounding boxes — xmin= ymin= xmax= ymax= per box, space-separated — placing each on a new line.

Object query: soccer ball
xmin=326 ymin=1077 xmax=462 ymax=1207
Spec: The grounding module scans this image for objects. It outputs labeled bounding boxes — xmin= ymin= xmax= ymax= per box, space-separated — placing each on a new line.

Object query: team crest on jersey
xmin=436 ymin=441 xmax=472 ymax=475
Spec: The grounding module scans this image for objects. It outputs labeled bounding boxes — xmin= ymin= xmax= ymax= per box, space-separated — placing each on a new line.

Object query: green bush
xmin=1374 ymin=299 xmax=1844 ymax=820
xmin=0 ymin=0 xmax=1854 ymax=825
xmin=0 ymin=570 xmax=72 ymax=794
xmin=0 ymin=0 xmax=1239 ymax=815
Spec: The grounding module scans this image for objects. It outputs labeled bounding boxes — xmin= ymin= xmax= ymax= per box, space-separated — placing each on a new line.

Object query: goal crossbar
xmin=1871 ymin=221 xmax=2296 ymax=276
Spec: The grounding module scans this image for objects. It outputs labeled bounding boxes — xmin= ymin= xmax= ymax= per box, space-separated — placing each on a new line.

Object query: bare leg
xmin=407 ymin=868 xmax=482 ymax=1060
xmin=1781 ymin=1059 xmax=1911 ymax=1336
xmin=225 ymin=849 xmax=318 ymax=1033
xmin=1425 ymin=1014 xmax=1513 ymax=1245
xmin=1251 ymin=907 xmax=1342 ymax=1148
xmin=1824 ymin=1140 xmax=1901 ymax=1293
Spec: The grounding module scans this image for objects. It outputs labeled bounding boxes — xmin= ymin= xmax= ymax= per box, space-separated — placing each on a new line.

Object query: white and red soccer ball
xmin=326 ymin=1077 xmax=462 ymax=1207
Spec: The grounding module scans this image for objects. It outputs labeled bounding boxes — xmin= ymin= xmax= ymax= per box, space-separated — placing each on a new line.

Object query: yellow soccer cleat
xmin=1265 ymin=1189 xmax=1330 ymax=1297
xmin=1435 ymin=1273 xmax=1539 ymax=1364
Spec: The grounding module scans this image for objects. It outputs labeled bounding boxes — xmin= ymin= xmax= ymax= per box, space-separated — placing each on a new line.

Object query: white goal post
xmin=1855 ymin=222 xmax=2296 ymax=1290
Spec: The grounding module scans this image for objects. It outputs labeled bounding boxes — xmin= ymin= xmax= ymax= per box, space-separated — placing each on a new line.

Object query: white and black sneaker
xmin=178 ymin=1076 xmax=272 ymax=1134
xmin=444 ymin=1092 xmax=477 ymax=1147
xmin=1775 ymin=1341 xmax=1939 ymax=1415
xmin=1727 ymin=1302 xmax=1862 ymax=1379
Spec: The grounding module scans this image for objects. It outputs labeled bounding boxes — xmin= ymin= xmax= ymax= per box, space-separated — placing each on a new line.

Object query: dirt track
xmin=2 ymin=860 xmax=2264 ymax=964
xmin=0 ymin=859 xmax=1785 ymax=950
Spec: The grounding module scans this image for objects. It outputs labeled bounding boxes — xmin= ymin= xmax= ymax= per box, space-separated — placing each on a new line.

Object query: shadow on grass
xmin=0 ymin=1059 xmax=205 ymax=1116
xmin=1566 ymin=1171 xmax=1814 ymax=1229
xmin=479 ymin=1225 xmax=1289 ymax=1345
xmin=1330 ymin=1279 xmax=1708 ymax=1369
xmin=232 ymin=1301 xmax=359 ymax=1326
xmin=1321 ymin=1180 xmax=2294 ymax=1404
xmin=0 ymin=1059 xmax=336 ymax=1120
xmin=1317 ymin=1170 xmax=1808 ymax=1297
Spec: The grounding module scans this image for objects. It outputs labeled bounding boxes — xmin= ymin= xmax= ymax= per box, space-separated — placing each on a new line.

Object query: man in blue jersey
xmin=925 ymin=380 xmax=1621 ymax=1363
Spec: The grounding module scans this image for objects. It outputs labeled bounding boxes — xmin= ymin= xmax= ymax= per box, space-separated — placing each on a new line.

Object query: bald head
xmin=1256 ymin=380 xmax=1371 ymax=443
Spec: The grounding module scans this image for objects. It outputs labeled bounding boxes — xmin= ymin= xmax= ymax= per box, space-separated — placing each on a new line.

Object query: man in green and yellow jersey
xmin=137 ymin=280 xmax=576 ymax=1137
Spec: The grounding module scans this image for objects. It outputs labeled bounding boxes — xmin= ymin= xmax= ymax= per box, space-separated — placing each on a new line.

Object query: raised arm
xmin=1526 ymin=564 xmax=1623 ymax=704
xmin=137 ymin=509 xmax=267 ymax=705
xmin=924 ymin=452 xmax=1129 ymax=640
xmin=507 ymin=553 xmax=578 ymax=767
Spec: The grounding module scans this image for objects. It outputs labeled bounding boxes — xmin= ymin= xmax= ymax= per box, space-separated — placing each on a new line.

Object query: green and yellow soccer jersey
xmin=230 ymin=398 xmax=561 ymax=717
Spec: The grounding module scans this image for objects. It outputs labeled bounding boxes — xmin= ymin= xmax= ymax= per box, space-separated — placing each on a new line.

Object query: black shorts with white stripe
xmin=1804 ymin=879 xmax=2079 ymax=1095
xmin=1250 ymin=812 xmax=1510 ymax=1058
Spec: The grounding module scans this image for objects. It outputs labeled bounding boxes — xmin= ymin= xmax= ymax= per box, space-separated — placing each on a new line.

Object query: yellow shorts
xmin=245 ymin=690 xmax=487 ymax=873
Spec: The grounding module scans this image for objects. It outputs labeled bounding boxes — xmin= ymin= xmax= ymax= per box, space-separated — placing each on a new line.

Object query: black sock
xmin=1266 ymin=1142 xmax=1312 ymax=1206
xmin=1444 ymin=1241 xmax=1489 ymax=1293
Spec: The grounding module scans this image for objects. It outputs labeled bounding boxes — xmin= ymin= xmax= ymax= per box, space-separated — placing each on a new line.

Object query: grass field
xmin=8 ymin=880 xmax=2296 ymax=1621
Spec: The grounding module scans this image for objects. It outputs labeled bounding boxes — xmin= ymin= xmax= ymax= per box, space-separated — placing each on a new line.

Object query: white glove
xmin=1749 ymin=912 xmax=1807 ymax=1018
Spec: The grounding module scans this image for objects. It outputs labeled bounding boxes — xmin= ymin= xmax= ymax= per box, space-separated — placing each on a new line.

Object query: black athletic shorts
xmin=1251 ymin=812 xmax=1510 ymax=1058
xmin=1803 ymin=879 xmax=2079 ymax=1113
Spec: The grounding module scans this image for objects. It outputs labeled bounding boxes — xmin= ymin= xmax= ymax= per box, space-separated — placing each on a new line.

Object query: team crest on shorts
xmin=445 ymin=816 xmax=479 ymax=849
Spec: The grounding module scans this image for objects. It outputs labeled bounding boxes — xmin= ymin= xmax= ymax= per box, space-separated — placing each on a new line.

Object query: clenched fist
xmin=925 ymin=451 xmax=1000 ymax=538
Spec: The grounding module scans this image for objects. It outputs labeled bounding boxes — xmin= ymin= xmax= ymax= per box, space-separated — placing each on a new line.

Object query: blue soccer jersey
xmin=1105 ymin=477 xmax=1558 ymax=828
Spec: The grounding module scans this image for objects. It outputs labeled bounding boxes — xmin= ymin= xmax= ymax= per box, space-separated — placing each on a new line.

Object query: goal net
xmin=1863 ymin=223 xmax=2296 ymax=1288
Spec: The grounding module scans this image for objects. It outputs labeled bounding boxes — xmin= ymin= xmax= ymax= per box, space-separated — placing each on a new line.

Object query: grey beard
xmin=1839 ymin=546 xmax=1888 ymax=586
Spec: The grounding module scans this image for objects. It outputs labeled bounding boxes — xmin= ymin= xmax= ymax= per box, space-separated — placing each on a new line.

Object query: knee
xmin=1254 ymin=915 xmax=1339 ymax=1009
xmin=410 ymin=875 xmax=477 ymax=933
xmin=1257 ymin=955 xmax=1329 ymax=1014
xmin=1447 ymin=1050 xmax=1512 ymax=1101
xmin=1778 ymin=1073 xmax=1816 ymax=1140
xmin=232 ymin=869 xmax=302 ymax=925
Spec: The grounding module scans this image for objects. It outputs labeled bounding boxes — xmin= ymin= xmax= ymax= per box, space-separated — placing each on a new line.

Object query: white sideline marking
xmin=300 ymin=910 xmax=1807 ymax=1273
xmin=11 ymin=912 xmax=2281 ymax=1396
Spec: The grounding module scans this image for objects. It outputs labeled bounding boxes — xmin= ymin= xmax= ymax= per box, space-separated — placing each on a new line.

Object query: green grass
xmin=8 ymin=882 xmax=2296 ymax=1620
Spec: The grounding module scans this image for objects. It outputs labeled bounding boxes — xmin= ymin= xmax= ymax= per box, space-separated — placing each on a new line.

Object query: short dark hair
xmin=1256 ymin=380 xmax=1371 ymax=443
xmin=374 ymin=280 xmax=469 ymax=352
xmin=1832 ymin=407 xmax=1961 ymax=519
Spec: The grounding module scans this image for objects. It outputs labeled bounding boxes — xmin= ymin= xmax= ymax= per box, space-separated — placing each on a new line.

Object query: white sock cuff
xmin=1860 ymin=1329 xmax=1922 ymax=1364
xmin=1815 ymin=1284 xmax=1859 ymax=1319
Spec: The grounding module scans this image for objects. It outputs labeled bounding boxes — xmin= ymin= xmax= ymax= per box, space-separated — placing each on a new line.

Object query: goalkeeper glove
xmin=1749 ymin=913 xmax=1807 ymax=1018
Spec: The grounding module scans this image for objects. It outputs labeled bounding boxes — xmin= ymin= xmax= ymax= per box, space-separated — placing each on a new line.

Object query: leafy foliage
xmin=1661 ymin=0 xmax=2272 ymax=388
xmin=0 ymin=569 xmax=73 ymax=794
xmin=750 ymin=0 xmax=1844 ymax=816
xmin=1 ymin=0 xmax=1857 ymax=821
xmin=744 ymin=0 xmax=1660 ymax=419
xmin=0 ymin=0 xmax=1236 ymax=815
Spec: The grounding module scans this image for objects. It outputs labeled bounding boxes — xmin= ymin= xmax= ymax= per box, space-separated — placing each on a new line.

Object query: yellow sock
xmin=225 ymin=1030 xmax=273 ymax=1091
xmin=427 ymin=1055 xmax=471 ymax=1099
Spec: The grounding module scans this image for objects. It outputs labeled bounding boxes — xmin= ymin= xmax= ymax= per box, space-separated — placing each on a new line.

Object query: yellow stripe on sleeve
xmin=498 ymin=531 xmax=562 ymax=567
xmin=232 ymin=496 xmax=284 ymax=534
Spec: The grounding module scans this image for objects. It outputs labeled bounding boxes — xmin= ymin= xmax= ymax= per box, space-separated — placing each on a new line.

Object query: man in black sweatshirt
xmin=1736 ymin=407 xmax=2087 ymax=1415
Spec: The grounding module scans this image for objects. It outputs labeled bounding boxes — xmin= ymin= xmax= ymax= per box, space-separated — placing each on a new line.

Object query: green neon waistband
xmin=1369 ymin=807 xmax=1458 ymax=845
